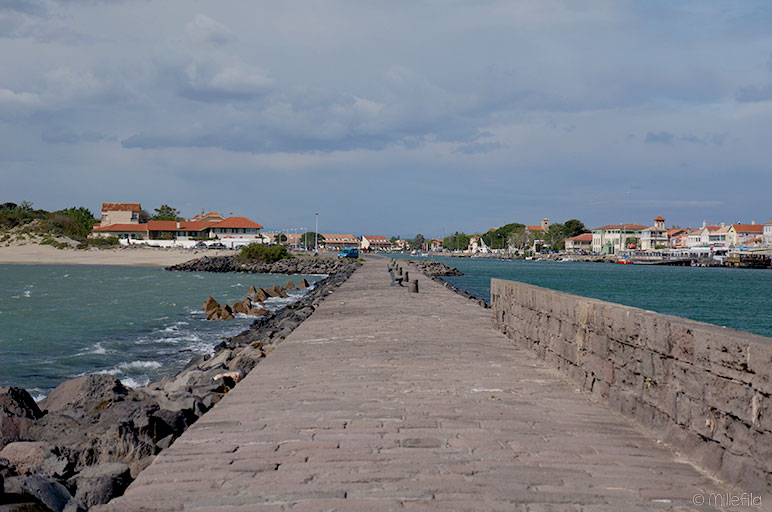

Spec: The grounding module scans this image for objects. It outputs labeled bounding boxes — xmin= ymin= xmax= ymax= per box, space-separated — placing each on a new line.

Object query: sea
xmin=0 ymin=264 xmax=322 ymax=399
xmin=393 ymin=255 xmax=772 ymax=338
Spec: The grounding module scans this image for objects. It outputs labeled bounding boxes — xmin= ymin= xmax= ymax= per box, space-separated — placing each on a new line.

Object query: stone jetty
xmin=97 ymin=258 xmax=748 ymax=511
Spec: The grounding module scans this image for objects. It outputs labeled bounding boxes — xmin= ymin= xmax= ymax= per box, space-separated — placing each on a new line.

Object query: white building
xmin=764 ymin=222 xmax=772 ymax=246
xmin=591 ymin=224 xmax=647 ymax=254
xmin=639 ymin=216 xmax=668 ymax=251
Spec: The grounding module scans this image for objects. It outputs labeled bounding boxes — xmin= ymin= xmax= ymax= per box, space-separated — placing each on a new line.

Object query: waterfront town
xmin=91 ymin=203 xmax=772 ymax=268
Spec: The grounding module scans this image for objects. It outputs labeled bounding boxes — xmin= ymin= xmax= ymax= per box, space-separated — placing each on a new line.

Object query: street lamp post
xmin=314 ymin=213 xmax=319 ymax=253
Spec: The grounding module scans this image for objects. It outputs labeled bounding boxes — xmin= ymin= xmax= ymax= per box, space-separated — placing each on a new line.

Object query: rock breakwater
xmin=166 ymin=255 xmax=351 ymax=274
xmin=0 ymin=260 xmax=360 ymax=511
xmin=393 ymin=259 xmax=488 ymax=308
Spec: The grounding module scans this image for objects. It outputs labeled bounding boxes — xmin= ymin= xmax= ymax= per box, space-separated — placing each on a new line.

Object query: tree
xmin=389 ymin=236 xmax=399 ymax=243
xmin=151 ymin=205 xmax=183 ymax=221
xmin=410 ymin=234 xmax=426 ymax=250
xmin=273 ymin=233 xmax=288 ymax=244
xmin=443 ymin=232 xmax=471 ymax=252
xmin=138 ymin=209 xmax=151 ymax=223
xmin=508 ymin=228 xmax=534 ymax=253
xmin=562 ymin=219 xmax=588 ymax=238
xmin=300 ymin=231 xmax=324 ymax=250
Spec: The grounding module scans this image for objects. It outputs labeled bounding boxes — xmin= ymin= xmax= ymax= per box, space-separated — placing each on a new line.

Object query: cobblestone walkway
xmin=100 ymin=258 xmax=736 ymax=511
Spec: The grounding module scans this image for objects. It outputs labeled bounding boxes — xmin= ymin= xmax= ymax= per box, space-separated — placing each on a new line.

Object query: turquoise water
xmin=0 ymin=265 xmax=322 ymax=397
xmin=394 ymin=255 xmax=772 ymax=338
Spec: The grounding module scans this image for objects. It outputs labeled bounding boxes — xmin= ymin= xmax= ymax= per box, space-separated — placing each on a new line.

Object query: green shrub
xmin=236 ymin=243 xmax=294 ymax=263
xmin=81 ymin=236 xmax=120 ymax=249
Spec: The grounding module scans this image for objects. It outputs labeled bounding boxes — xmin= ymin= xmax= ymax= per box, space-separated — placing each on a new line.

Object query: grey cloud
xmin=176 ymin=61 xmax=273 ymax=102
xmin=735 ymin=84 xmax=772 ymax=103
xmin=452 ymin=141 xmax=504 ymax=154
xmin=644 ymin=131 xmax=726 ymax=146
xmin=185 ymin=14 xmax=233 ymax=45
xmin=42 ymin=126 xmax=112 ymax=144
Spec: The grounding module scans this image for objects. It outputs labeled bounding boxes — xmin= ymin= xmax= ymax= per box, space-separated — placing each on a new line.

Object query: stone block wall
xmin=491 ymin=278 xmax=772 ymax=492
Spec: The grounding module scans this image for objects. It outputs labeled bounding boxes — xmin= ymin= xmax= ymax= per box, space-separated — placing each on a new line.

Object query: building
xmin=764 ymin=222 xmax=772 ymax=246
xmin=429 ymin=238 xmax=443 ymax=252
xmin=93 ymin=215 xmax=264 ymax=245
xmin=667 ymin=229 xmax=688 ymax=249
xmin=591 ymin=224 xmax=647 ymax=254
xmin=564 ymin=233 xmax=593 ymax=252
xmin=361 ymin=235 xmax=391 ymax=252
xmin=639 ymin=216 xmax=668 ymax=251
xmin=321 ymin=234 xmax=359 ymax=251
xmin=191 ymin=211 xmax=225 ymax=223
xmin=100 ymin=203 xmax=141 ymax=226
xmin=728 ymin=223 xmax=764 ymax=247
xmin=393 ymin=239 xmax=409 ymax=251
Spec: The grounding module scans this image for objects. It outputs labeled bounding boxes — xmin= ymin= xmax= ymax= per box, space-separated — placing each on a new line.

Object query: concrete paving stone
xmin=99 ymin=259 xmax=740 ymax=511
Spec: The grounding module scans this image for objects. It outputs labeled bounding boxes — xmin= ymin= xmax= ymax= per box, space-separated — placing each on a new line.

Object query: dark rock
xmin=254 ymin=288 xmax=269 ymax=301
xmin=4 ymin=474 xmax=79 ymax=512
xmin=221 ymin=305 xmax=234 ymax=320
xmin=205 ymin=307 xmax=221 ymax=320
xmin=1 ymin=387 xmax=44 ymax=449
xmin=298 ymin=278 xmax=310 ymax=288
xmin=68 ymin=462 xmax=131 ymax=509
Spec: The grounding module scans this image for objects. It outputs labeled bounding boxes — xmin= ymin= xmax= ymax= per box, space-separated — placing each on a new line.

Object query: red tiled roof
xmin=526 ymin=226 xmax=543 ymax=231
xmin=192 ymin=212 xmax=224 ymax=221
xmin=593 ymin=224 xmax=648 ymax=231
xmin=567 ymin=233 xmax=593 ymax=242
xmin=102 ymin=203 xmax=141 ymax=212
xmin=363 ymin=235 xmax=389 ymax=242
xmin=653 ymin=216 xmax=665 ymax=222
xmin=147 ymin=220 xmax=216 ymax=231
xmin=212 ymin=217 xmax=263 ymax=229
xmin=321 ymin=234 xmax=358 ymax=242
xmin=92 ymin=223 xmax=148 ymax=232
xmin=732 ymin=224 xmax=763 ymax=233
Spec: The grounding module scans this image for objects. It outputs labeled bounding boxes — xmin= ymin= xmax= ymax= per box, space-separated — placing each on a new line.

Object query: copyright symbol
xmin=693 ymin=494 xmax=705 ymax=506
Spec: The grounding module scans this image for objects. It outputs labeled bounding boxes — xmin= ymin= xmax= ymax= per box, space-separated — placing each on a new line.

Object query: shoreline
xmin=0 ymin=257 xmax=362 ymax=510
xmin=0 ymin=244 xmax=235 ymax=267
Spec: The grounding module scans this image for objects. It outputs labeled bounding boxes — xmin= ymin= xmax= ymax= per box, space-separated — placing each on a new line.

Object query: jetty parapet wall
xmin=491 ymin=278 xmax=772 ymax=492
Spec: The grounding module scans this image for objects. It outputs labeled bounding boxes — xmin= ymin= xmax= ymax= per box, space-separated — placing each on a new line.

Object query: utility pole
xmin=314 ymin=213 xmax=319 ymax=253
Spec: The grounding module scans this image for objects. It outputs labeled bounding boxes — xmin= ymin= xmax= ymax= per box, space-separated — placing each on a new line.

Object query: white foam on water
xmin=121 ymin=376 xmax=149 ymax=388
xmin=118 ymin=360 xmax=162 ymax=371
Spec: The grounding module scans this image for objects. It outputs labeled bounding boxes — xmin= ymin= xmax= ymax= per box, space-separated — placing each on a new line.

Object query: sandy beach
xmin=0 ymin=244 xmax=234 ymax=266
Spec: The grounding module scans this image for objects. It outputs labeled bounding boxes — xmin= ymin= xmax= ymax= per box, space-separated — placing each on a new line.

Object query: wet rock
xmin=247 ymin=307 xmax=270 ymax=317
xmin=205 ymin=307 xmax=221 ymax=320
xmin=284 ymin=280 xmax=296 ymax=290
xmin=69 ymin=462 xmax=131 ymax=509
xmin=272 ymin=285 xmax=289 ymax=298
xmin=231 ymin=300 xmax=249 ymax=315
xmin=220 ymin=305 xmax=234 ymax=320
xmin=245 ymin=285 xmax=258 ymax=299
xmin=298 ymin=278 xmax=310 ymax=288
xmin=254 ymin=288 xmax=269 ymax=301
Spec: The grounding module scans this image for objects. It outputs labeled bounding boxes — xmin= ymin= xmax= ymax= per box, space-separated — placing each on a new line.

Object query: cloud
xmin=185 ymin=14 xmax=233 ymax=45
xmin=644 ymin=131 xmax=726 ymax=146
xmin=452 ymin=141 xmax=504 ymax=154
xmin=41 ymin=126 xmax=112 ymax=144
xmin=177 ymin=61 xmax=273 ymax=102
xmin=0 ymin=88 xmax=39 ymax=107
xmin=735 ymin=84 xmax=772 ymax=103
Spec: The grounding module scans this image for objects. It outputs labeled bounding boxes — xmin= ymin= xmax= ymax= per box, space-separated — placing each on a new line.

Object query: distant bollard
xmin=404 ymin=271 xmax=409 ymax=282
xmin=398 ymin=267 xmax=403 ymax=276
xmin=409 ymin=280 xmax=419 ymax=293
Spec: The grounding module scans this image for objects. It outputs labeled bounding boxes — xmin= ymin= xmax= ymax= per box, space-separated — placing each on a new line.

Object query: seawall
xmin=491 ymin=278 xmax=772 ymax=493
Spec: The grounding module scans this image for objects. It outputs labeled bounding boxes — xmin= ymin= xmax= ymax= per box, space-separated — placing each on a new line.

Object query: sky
xmin=2 ymin=1 xmax=772 ymax=237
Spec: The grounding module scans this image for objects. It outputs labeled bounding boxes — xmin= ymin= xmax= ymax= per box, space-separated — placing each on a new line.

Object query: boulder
xmin=245 ymin=285 xmax=258 ymax=299
xmin=284 ymin=280 xmax=297 ymax=290
xmin=247 ymin=308 xmax=270 ymax=317
xmin=1 ymin=387 xmax=43 ymax=448
xmin=254 ymin=288 xmax=269 ymax=301
xmin=39 ymin=375 xmax=128 ymax=419
xmin=272 ymin=285 xmax=289 ymax=298
xmin=221 ymin=305 xmax=234 ymax=320
xmin=231 ymin=301 xmax=248 ymax=315
xmin=205 ymin=307 xmax=221 ymax=320
xmin=0 ymin=441 xmax=54 ymax=474
xmin=298 ymin=278 xmax=310 ymax=288
xmin=199 ymin=350 xmax=232 ymax=371
xmin=69 ymin=462 xmax=131 ymax=509
xmin=262 ymin=286 xmax=278 ymax=298
xmin=4 ymin=474 xmax=79 ymax=512
xmin=202 ymin=296 xmax=219 ymax=313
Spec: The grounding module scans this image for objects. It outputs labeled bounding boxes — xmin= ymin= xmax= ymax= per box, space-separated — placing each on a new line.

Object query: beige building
xmin=361 ymin=235 xmax=391 ymax=252
xmin=639 ymin=216 xmax=668 ymax=251
xmin=728 ymin=223 xmax=764 ymax=246
xmin=564 ymin=233 xmax=592 ymax=252
xmin=100 ymin=203 xmax=141 ymax=226
xmin=764 ymin=222 xmax=772 ymax=246
xmin=321 ymin=234 xmax=359 ymax=251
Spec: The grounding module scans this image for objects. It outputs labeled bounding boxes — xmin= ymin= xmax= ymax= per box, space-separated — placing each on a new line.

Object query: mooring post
xmin=398 ymin=267 xmax=403 ymax=276
xmin=404 ymin=271 xmax=409 ymax=282
xmin=409 ymin=280 xmax=418 ymax=293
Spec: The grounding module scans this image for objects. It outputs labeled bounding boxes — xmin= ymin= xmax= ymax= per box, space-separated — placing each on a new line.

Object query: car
xmin=209 ymin=242 xmax=226 ymax=249
xmin=194 ymin=241 xmax=208 ymax=248
xmin=338 ymin=248 xmax=359 ymax=259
